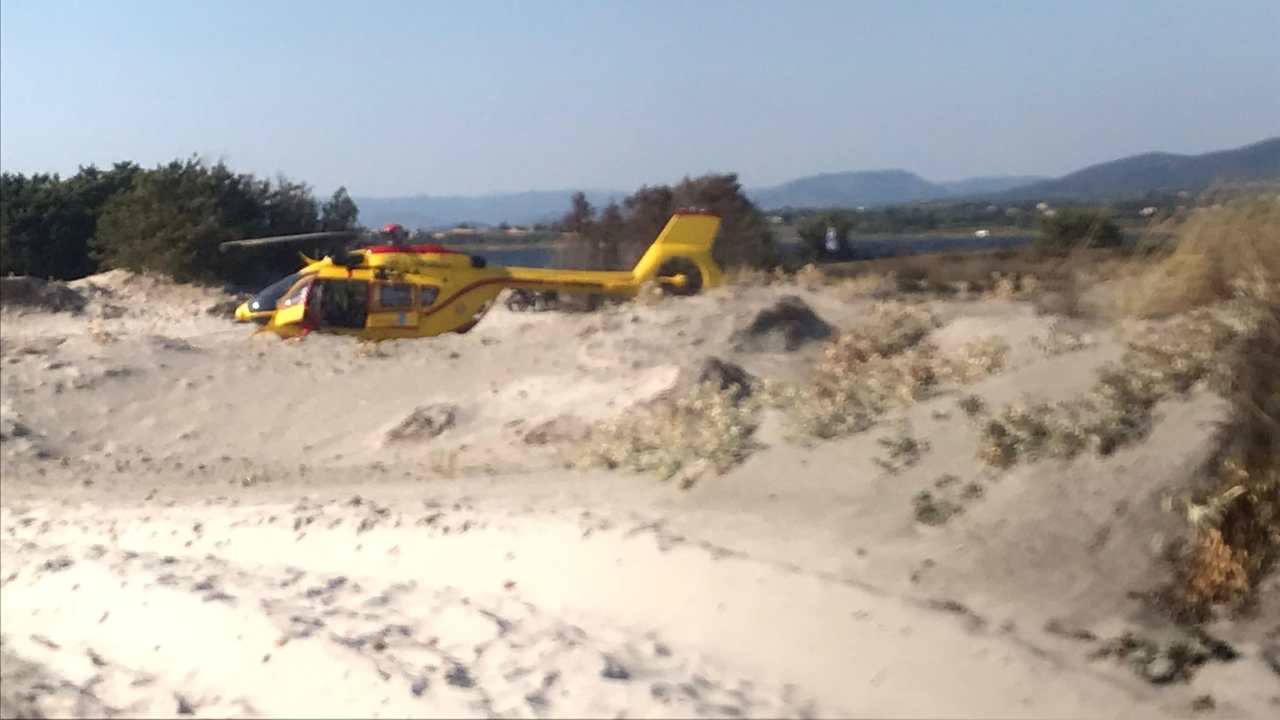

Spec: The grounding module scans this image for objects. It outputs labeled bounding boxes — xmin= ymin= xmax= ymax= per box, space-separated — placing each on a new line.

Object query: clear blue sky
xmin=2 ymin=0 xmax=1277 ymax=197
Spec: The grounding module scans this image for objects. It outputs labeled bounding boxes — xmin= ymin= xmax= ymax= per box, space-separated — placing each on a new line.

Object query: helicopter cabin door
xmin=306 ymin=279 xmax=370 ymax=331
xmin=366 ymin=281 xmax=419 ymax=333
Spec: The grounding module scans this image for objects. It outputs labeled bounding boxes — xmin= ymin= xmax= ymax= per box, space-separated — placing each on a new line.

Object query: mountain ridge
xmin=352 ymin=136 xmax=1278 ymax=228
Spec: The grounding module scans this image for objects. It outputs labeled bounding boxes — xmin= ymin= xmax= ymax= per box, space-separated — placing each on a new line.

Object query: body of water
xmin=797 ymin=233 xmax=1033 ymax=263
xmin=468 ymin=234 xmax=1035 ymax=269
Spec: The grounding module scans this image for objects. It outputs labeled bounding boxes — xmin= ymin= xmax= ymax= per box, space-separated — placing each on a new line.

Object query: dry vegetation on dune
xmin=974 ymin=310 xmax=1239 ymax=467
xmin=574 ymin=383 xmax=762 ymax=486
xmin=936 ymin=193 xmax=1278 ymax=619
xmin=573 ymin=300 xmax=1015 ymax=485
xmin=1122 ymin=197 xmax=1277 ymax=618
xmin=1124 ymin=195 xmax=1280 ymax=318
xmin=1169 ymin=274 xmax=1279 ymax=619
xmin=577 ymin=193 xmax=1279 ymax=626
xmin=759 ymin=304 xmax=1009 ymax=441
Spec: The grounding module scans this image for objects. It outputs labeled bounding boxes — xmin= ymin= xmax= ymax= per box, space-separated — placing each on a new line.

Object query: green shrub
xmin=1 ymin=163 xmax=140 ymax=279
xmin=93 ymin=158 xmax=357 ymax=287
xmin=1036 ymin=208 xmax=1124 ymax=250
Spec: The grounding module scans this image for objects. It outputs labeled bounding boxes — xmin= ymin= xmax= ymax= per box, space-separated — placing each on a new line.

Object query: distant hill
xmin=352 ymin=136 xmax=1279 ymax=228
xmin=748 ymin=170 xmax=940 ymax=209
xmin=935 ymin=175 xmax=1050 ymax=197
xmin=746 ymin=171 xmax=1051 ymax=209
xmin=996 ymin=137 xmax=1280 ymax=202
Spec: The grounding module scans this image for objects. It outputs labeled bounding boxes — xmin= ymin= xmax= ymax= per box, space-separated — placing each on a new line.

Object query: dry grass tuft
xmin=88 ymin=320 xmax=117 ymax=345
xmin=1031 ymin=323 xmax=1096 ymax=356
xmin=940 ymin=336 xmax=1010 ymax=384
xmin=833 ymin=273 xmax=897 ymax=300
xmin=575 ymin=382 xmax=760 ymax=484
xmin=818 ymin=304 xmax=938 ymax=375
xmin=1179 ymin=528 xmax=1251 ymax=609
xmin=1124 ymin=195 xmax=1280 ymax=318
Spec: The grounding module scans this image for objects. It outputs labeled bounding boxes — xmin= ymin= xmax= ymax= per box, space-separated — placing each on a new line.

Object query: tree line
xmin=1 ymin=157 xmax=359 ymax=288
xmin=553 ymin=173 xmax=778 ymax=270
xmin=791 ymin=202 xmax=1126 ymax=259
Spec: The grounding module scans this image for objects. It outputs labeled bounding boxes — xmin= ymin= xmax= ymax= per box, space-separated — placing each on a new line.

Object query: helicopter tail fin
xmin=631 ymin=210 xmax=723 ymax=293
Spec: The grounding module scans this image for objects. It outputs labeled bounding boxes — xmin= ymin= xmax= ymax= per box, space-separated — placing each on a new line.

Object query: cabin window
xmin=419 ymin=286 xmax=440 ymax=307
xmin=378 ymin=283 xmax=414 ymax=309
xmin=314 ymin=279 xmax=369 ymax=329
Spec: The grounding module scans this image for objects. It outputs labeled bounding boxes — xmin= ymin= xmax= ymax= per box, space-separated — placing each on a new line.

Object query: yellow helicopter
xmin=221 ymin=209 xmax=723 ymax=340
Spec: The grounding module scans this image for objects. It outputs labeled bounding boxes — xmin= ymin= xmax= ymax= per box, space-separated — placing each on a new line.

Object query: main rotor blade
xmin=218 ymin=230 xmax=361 ymax=253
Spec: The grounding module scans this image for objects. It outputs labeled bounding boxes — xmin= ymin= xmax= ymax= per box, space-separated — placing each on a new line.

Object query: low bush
xmin=1123 ymin=194 xmax=1279 ymax=318
xmin=575 ymin=383 xmax=760 ymax=484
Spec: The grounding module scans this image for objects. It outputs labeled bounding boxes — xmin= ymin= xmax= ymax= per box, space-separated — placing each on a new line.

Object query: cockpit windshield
xmin=247 ymin=273 xmax=302 ymax=312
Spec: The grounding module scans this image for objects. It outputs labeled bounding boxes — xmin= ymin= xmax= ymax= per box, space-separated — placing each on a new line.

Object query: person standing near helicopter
xmin=381 ymin=223 xmax=410 ymax=247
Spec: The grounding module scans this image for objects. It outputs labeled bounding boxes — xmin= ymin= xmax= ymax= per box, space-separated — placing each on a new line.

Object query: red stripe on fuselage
xmin=419 ymin=277 xmax=606 ymax=319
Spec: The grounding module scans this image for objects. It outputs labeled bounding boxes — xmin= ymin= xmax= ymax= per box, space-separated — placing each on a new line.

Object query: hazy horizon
xmin=3 ymin=0 xmax=1278 ymax=198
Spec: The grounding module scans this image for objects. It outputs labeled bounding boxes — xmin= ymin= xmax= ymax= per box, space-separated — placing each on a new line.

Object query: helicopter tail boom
xmin=630 ymin=211 xmax=722 ymax=289
xmin=502 ymin=210 xmax=723 ymax=296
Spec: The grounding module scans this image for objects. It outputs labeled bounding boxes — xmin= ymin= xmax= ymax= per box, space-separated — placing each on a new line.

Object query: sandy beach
xmin=2 ymin=269 xmax=1276 ymax=718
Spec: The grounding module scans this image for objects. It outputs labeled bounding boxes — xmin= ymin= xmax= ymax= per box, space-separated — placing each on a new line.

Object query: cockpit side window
xmin=419 ymin=285 xmax=440 ymax=307
xmin=277 ymin=275 xmax=313 ymax=309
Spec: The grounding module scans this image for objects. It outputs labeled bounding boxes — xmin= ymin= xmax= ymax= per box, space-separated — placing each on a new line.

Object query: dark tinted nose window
xmin=249 ymin=273 xmax=301 ymax=311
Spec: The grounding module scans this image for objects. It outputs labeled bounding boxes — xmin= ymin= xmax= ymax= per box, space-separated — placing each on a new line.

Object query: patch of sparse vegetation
xmin=759 ymin=379 xmax=886 ymax=441
xmin=833 ymin=273 xmax=896 ymax=300
xmin=88 ymin=320 xmax=117 ymax=345
xmin=575 ymin=382 xmax=760 ymax=484
xmin=957 ymin=394 xmax=986 ymax=417
xmin=1031 ymin=323 xmax=1095 ymax=356
xmin=976 ymin=311 xmax=1242 ymax=469
xmin=913 ymin=491 xmax=963 ymax=526
xmin=1088 ymin=629 xmax=1240 ymax=685
xmin=914 ymin=475 xmax=987 ymax=527
xmin=933 ymin=474 xmax=960 ymax=489
xmin=939 ymin=336 xmax=1010 ymax=384
xmin=817 ymin=304 xmax=938 ymax=372
xmin=874 ymin=422 xmax=929 ymax=474
xmin=761 ymin=306 xmax=1014 ymax=442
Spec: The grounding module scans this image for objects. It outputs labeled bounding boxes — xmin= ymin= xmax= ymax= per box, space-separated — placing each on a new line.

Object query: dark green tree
xmin=558 ymin=174 xmax=776 ymax=271
xmin=93 ymin=158 xmax=322 ymax=287
xmin=1 ymin=162 xmax=140 ymax=279
xmin=320 ymin=186 xmax=359 ymax=230
xmin=561 ymin=191 xmax=595 ymax=234
xmin=596 ymin=201 xmax=625 ymax=269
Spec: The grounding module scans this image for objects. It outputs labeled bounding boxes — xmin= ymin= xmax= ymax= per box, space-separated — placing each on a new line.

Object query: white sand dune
xmin=2 ymin=272 xmax=1276 ymax=718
